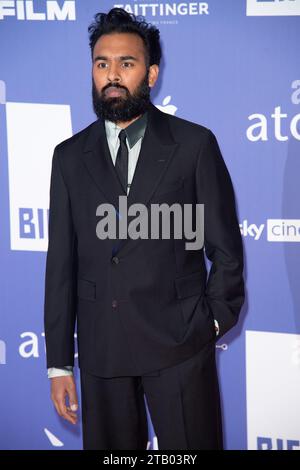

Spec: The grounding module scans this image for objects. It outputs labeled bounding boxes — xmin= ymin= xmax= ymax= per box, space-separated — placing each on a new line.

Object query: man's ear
xmin=148 ymin=64 xmax=159 ymax=88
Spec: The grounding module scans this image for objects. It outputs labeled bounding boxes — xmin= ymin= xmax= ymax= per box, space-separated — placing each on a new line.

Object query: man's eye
xmin=97 ymin=63 xmax=107 ymax=68
xmin=122 ymin=62 xmax=133 ymax=68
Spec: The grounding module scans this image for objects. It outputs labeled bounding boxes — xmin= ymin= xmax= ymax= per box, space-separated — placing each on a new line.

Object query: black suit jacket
xmin=44 ymin=102 xmax=244 ymax=377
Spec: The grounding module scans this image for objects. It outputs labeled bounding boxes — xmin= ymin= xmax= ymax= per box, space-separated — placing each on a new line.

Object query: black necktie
xmin=115 ymin=129 xmax=128 ymax=194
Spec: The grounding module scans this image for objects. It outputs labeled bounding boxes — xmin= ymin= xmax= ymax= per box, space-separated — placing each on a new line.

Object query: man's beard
xmin=92 ymin=72 xmax=151 ymax=123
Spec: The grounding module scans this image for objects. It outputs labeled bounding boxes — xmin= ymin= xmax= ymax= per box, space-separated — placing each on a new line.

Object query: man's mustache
xmin=102 ymin=83 xmax=128 ymax=94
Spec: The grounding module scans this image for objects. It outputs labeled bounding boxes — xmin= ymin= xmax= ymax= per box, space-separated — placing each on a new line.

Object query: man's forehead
xmin=93 ymin=33 xmax=145 ymax=54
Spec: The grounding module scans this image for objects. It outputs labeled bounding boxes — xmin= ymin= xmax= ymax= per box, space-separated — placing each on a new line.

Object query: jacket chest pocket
xmin=152 ymin=178 xmax=184 ymax=202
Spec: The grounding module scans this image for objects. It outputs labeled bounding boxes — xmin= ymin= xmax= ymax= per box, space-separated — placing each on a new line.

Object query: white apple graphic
xmin=155 ymin=96 xmax=178 ymax=115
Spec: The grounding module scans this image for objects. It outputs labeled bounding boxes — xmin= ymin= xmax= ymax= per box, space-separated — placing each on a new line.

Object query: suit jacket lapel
xmin=82 ymin=116 xmax=126 ymax=210
xmin=127 ymin=102 xmax=179 ymax=208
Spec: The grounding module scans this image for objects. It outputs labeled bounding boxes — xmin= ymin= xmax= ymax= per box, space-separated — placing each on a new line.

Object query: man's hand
xmin=51 ymin=375 xmax=79 ymax=425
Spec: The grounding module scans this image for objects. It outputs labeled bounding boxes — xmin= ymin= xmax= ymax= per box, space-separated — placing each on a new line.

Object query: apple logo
xmin=155 ymin=96 xmax=178 ymax=116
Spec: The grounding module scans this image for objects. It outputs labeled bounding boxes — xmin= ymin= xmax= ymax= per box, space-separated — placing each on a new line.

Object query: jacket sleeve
xmin=196 ymin=129 xmax=245 ymax=338
xmin=44 ymin=146 xmax=77 ymax=368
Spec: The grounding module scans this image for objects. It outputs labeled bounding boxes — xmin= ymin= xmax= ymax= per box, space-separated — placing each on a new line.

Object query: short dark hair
xmin=88 ymin=7 xmax=162 ymax=67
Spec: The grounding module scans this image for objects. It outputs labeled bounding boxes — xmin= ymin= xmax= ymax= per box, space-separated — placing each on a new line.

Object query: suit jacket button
xmin=111 ymin=256 xmax=120 ymax=264
xmin=112 ymin=300 xmax=118 ymax=308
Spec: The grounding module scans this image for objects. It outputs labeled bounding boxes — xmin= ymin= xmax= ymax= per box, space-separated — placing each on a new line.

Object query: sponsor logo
xmin=246 ymin=81 xmax=300 ymax=142
xmin=0 ymin=0 xmax=76 ymax=21
xmin=240 ymin=219 xmax=300 ymax=242
xmin=156 ymin=96 xmax=178 ymax=115
xmin=17 ymin=331 xmax=78 ymax=360
xmin=6 ymin=101 xmax=72 ymax=251
xmin=247 ymin=0 xmax=300 ymax=17
xmin=240 ymin=220 xmax=265 ymax=240
xmin=267 ymin=219 xmax=300 ymax=242
xmin=257 ymin=437 xmax=300 ymax=450
xmin=246 ymin=331 xmax=300 ymax=450
xmin=114 ymin=2 xmax=209 ymax=19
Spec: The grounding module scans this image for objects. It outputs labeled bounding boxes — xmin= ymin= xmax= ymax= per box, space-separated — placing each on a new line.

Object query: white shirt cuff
xmin=47 ymin=366 xmax=73 ymax=379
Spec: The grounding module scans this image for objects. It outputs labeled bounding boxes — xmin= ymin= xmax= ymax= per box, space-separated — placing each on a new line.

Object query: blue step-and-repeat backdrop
xmin=0 ymin=0 xmax=300 ymax=450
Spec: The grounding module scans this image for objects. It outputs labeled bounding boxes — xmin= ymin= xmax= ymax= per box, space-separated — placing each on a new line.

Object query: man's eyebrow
xmin=93 ymin=55 xmax=139 ymax=62
xmin=119 ymin=55 xmax=139 ymax=61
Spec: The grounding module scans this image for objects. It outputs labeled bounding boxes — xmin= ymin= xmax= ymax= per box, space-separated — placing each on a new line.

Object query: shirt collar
xmin=104 ymin=111 xmax=148 ymax=149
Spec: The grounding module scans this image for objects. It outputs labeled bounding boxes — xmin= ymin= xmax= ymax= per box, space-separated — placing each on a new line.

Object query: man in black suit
xmin=44 ymin=8 xmax=244 ymax=450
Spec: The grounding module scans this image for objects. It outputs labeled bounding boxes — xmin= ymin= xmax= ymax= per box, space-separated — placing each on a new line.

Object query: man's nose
xmin=107 ymin=63 xmax=121 ymax=82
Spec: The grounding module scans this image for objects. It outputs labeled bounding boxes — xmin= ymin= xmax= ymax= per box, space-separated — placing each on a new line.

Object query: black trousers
xmin=79 ymin=340 xmax=223 ymax=450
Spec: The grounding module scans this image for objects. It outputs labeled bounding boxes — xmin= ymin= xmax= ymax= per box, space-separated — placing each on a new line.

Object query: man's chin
xmin=102 ymin=96 xmax=127 ymax=109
